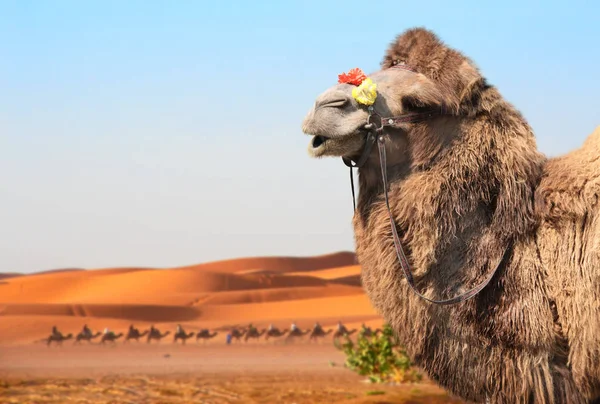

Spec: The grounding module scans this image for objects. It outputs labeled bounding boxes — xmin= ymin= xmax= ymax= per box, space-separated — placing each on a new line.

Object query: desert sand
xmin=0 ymin=252 xmax=464 ymax=403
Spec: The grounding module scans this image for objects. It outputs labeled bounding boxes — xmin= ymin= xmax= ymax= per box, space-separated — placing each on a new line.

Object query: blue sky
xmin=1 ymin=0 xmax=599 ymax=273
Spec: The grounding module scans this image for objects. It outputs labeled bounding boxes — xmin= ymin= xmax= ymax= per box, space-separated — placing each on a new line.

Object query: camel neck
xmin=353 ymin=109 xmax=546 ymax=302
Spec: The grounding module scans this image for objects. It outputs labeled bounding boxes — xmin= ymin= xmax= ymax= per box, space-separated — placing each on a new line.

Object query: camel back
xmin=536 ymin=125 xmax=600 ymax=221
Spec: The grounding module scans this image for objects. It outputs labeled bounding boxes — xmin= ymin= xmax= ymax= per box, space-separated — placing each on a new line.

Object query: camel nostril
xmin=312 ymin=135 xmax=328 ymax=148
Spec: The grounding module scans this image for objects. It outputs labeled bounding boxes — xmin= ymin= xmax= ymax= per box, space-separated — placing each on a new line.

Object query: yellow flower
xmin=352 ymin=77 xmax=377 ymax=105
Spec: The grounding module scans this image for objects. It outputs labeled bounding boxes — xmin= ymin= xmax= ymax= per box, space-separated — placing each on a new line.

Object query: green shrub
xmin=335 ymin=324 xmax=422 ymax=384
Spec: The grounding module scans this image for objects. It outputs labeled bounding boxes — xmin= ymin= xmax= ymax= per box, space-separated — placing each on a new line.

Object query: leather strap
xmin=376 ymin=136 xmax=510 ymax=305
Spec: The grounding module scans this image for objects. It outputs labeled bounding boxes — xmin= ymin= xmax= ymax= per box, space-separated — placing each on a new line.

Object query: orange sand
xmin=0 ymin=251 xmax=381 ymax=345
xmin=0 ymin=252 xmax=467 ymax=403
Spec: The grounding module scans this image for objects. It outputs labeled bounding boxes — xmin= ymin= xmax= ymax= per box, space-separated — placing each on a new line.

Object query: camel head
xmin=301 ymin=28 xmax=484 ymax=169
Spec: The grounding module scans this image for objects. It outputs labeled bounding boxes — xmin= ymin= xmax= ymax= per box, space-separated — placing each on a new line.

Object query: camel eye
xmin=401 ymin=95 xmax=433 ymax=114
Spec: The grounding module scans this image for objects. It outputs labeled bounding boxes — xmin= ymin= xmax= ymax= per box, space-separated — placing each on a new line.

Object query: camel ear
xmin=398 ymin=62 xmax=483 ymax=116
xmin=452 ymin=60 xmax=486 ymax=115
xmin=382 ymin=28 xmax=485 ymax=116
xmin=401 ymin=94 xmax=442 ymax=114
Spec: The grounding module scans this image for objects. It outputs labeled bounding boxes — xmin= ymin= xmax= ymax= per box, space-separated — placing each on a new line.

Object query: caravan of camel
xmin=41 ymin=321 xmax=381 ymax=347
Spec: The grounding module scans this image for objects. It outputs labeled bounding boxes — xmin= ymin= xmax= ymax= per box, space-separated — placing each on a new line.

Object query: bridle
xmin=342 ymin=64 xmax=508 ymax=306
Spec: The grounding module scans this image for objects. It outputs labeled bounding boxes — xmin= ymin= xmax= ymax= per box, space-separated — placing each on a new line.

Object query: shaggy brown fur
xmin=346 ymin=28 xmax=600 ymax=403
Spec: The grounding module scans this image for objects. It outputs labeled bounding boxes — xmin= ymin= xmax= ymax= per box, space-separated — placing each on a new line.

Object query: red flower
xmin=337 ymin=68 xmax=367 ymax=86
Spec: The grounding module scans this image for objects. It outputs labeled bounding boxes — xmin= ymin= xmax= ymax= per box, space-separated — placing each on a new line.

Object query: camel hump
xmin=536 ymin=125 xmax=600 ymax=220
xmin=582 ymin=124 xmax=600 ymax=150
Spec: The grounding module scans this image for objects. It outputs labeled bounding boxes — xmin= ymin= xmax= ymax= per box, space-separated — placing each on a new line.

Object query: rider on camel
xmin=290 ymin=321 xmax=298 ymax=332
xmin=313 ymin=322 xmax=323 ymax=333
xmin=337 ymin=321 xmax=348 ymax=334
xmin=81 ymin=324 xmax=92 ymax=337
xmin=51 ymin=325 xmax=61 ymax=337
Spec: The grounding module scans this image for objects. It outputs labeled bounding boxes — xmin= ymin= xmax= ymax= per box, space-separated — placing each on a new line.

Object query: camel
xmin=358 ymin=325 xmax=381 ymax=338
xmin=73 ymin=324 xmax=100 ymax=344
xmin=124 ymin=326 xmax=149 ymax=343
xmin=100 ymin=331 xmax=123 ymax=345
xmin=301 ymin=27 xmax=600 ymax=403
xmin=228 ymin=328 xmax=247 ymax=343
xmin=173 ymin=330 xmax=195 ymax=344
xmin=46 ymin=332 xmax=73 ymax=347
xmin=146 ymin=327 xmax=170 ymax=343
xmin=330 ymin=322 xmax=356 ymax=340
xmin=243 ymin=328 xmax=266 ymax=343
xmin=74 ymin=331 xmax=101 ymax=344
xmin=264 ymin=328 xmax=289 ymax=341
xmin=308 ymin=327 xmax=333 ymax=342
xmin=332 ymin=328 xmax=357 ymax=340
xmin=195 ymin=329 xmax=218 ymax=343
xmin=284 ymin=328 xmax=310 ymax=343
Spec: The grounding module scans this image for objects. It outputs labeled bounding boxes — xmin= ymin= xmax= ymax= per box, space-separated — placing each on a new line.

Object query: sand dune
xmin=176 ymin=251 xmax=357 ymax=273
xmin=0 ymin=251 xmax=382 ymax=345
xmin=32 ymin=267 xmax=85 ymax=275
xmin=0 ymin=273 xmax=21 ymax=281
xmin=201 ymin=284 xmax=362 ymax=305
xmin=199 ymin=294 xmax=377 ymax=323
xmin=286 ymin=265 xmax=361 ymax=280
xmin=287 ymin=264 xmax=362 ymax=287
xmin=0 ymin=303 xmax=202 ymax=322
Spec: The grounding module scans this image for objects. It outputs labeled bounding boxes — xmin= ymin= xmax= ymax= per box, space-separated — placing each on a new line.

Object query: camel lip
xmin=307 ymin=128 xmax=369 ymax=159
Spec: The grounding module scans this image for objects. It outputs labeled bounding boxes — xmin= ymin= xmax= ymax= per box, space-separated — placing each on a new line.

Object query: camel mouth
xmin=307 ymin=129 xmax=368 ymax=159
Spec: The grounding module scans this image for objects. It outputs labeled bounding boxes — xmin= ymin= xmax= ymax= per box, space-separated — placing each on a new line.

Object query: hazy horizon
xmin=0 ymin=250 xmax=358 ymax=275
xmin=2 ymin=1 xmax=599 ymax=273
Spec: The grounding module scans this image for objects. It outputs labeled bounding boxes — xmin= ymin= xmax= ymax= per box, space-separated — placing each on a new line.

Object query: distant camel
xmin=173 ymin=331 xmax=195 ymax=344
xmin=284 ymin=328 xmax=310 ymax=343
xmin=308 ymin=328 xmax=333 ymax=342
xmin=74 ymin=331 xmax=101 ymax=344
xmin=195 ymin=329 xmax=218 ymax=344
xmin=333 ymin=328 xmax=357 ymax=340
xmin=147 ymin=328 xmax=170 ymax=343
xmin=46 ymin=332 xmax=73 ymax=347
xmin=100 ymin=332 xmax=123 ymax=345
xmin=124 ymin=326 xmax=149 ymax=343
xmin=359 ymin=325 xmax=381 ymax=338
xmin=244 ymin=328 xmax=266 ymax=343
xmin=229 ymin=328 xmax=247 ymax=343
xmin=264 ymin=328 xmax=289 ymax=341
